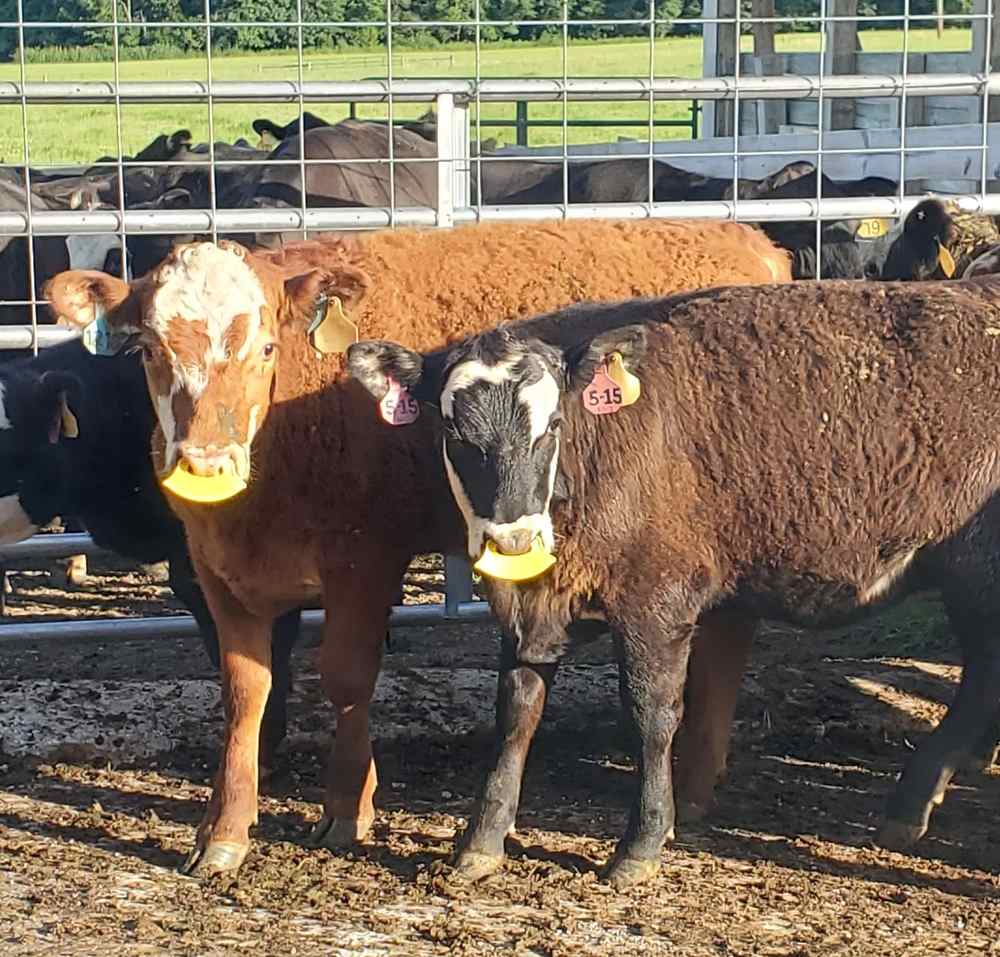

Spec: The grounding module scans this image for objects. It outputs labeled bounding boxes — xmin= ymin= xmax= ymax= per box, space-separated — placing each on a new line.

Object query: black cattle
xmin=0 ymin=339 xmax=301 ymax=771
xmin=880 ymin=197 xmax=1000 ymax=281
xmin=350 ymin=278 xmax=1000 ymax=890
xmin=252 ymin=112 xmax=333 ymax=149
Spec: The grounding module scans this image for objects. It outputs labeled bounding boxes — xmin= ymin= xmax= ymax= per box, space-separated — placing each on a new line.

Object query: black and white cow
xmin=0 ymin=339 xmax=301 ymax=770
xmin=349 ymin=279 xmax=1000 ymax=889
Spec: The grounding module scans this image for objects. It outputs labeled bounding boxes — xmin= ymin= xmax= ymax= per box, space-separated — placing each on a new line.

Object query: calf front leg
xmin=453 ymin=633 xmax=558 ymax=882
xmin=307 ymin=564 xmax=405 ymax=851
xmin=673 ymin=609 xmax=756 ymax=823
xmin=182 ymin=570 xmax=273 ymax=877
xmin=605 ymin=621 xmax=692 ymax=891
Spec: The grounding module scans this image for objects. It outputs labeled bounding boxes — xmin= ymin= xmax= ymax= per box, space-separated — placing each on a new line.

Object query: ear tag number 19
xmin=582 ymin=351 xmax=641 ymax=416
xmin=81 ymin=308 xmax=130 ymax=357
xmin=380 ymin=376 xmax=420 ymax=425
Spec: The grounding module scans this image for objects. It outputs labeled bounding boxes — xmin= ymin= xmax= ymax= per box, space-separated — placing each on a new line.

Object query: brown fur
xmin=429 ymin=277 xmax=1000 ymax=884
xmin=44 ymin=217 xmax=791 ymax=875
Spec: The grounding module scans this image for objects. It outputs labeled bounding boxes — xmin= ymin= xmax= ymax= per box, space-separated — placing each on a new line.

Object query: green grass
xmin=0 ymin=28 xmax=973 ymax=166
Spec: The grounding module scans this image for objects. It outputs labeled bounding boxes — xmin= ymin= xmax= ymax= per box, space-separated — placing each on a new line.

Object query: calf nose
xmin=178 ymin=444 xmax=239 ymax=478
xmin=493 ymin=528 xmax=534 ymax=556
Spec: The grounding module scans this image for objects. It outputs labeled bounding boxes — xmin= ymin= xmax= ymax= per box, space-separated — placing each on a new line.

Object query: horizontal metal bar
xmin=0 ymin=326 xmax=80 ymax=349
xmin=7 ymin=193 xmax=1000 ymax=239
xmin=0 ymin=600 xmax=492 ymax=645
xmin=1 ymin=74 xmax=998 ymax=105
xmin=0 ymin=533 xmax=101 ymax=561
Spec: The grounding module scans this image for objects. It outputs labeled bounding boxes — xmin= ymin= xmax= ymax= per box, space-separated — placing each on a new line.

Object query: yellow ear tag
xmin=59 ymin=397 xmax=79 ymax=439
xmin=161 ymin=462 xmax=247 ymax=505
xmin=606 ymin=352 xmax=641 ymax=407
xmin=473 ymin=537 xmax=556 ymax=583
xmin=308 ymin=296 xmax=358 ymax=356
xmin=937 ymin=241 xmax=957 ymax=279
xmin=856 ymin=217 xmax=889 ymax=240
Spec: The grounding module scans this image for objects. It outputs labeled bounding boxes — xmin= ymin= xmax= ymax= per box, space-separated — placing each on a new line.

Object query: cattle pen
xmin=1 ymin=2 xmax=1000 ymax=955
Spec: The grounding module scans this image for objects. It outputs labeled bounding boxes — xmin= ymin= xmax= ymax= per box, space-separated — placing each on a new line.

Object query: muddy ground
xmin=0 ymin=547 xmax=997 ymax=956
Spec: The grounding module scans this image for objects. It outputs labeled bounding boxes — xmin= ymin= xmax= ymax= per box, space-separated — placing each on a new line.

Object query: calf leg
xmin=880 ymin=608 xmax=1000 ymax=849
xmin=453 ymin=633 xmax=558 ymax=882
xmin=259 ymin=608 xmax=301 ymax=779
xmin=673 ymin=609 xmax=756 ymax=823
xmin=965 ymin=706 xmax=1000 ymax=772
xmin=605 ymin=621 xmax=692 ymax=891
xmin=307 ymin=563 xmax=405 ymax=851
xmin=182 ymin=569 xmax=274 ymax=877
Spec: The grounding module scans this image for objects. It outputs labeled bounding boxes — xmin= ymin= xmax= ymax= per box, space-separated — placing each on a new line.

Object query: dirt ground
xmin=0 ymin=548 xmax=998 ymax=956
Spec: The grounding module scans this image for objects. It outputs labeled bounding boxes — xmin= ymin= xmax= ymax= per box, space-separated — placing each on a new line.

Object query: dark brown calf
xmin=350 ymin=277 xmax=1000 ymax=889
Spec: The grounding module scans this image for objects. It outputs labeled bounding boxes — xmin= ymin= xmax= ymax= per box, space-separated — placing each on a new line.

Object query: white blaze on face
xmin=440 ymin=355 xmax=562 ymax=559
xmin=0 ymin=494 xmax=38 ymax=544
xmin=151 ymin=242 xmax=267 ymax=381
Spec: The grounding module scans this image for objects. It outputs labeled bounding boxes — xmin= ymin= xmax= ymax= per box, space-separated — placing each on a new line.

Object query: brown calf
xmin=45 ymin=219 xmax=790 ymax=875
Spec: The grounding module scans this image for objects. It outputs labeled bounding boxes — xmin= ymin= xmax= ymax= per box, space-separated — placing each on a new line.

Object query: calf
xmin=349 ymin=278 xmax=1000 ymax=889
xmin=0 ymin=340 xmax=300 ymax=771
xmin=46 ymin=219 xmax=791 ymax=877
xmin=880 ymin=198 xmax=1000 ymax=280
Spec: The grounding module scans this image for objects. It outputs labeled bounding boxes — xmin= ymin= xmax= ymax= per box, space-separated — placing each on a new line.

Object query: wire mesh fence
xmin=0 ymin=0 xmax=997 ymax=634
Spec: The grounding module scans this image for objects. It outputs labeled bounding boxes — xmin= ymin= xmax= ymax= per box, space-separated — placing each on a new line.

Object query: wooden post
xmin=824 ymin=0 xmax=859 ymax=131
xmin=715 ymin=0 xmax=738 ymax=136
xmin=752 ymin=0 xmax=785 ymax=134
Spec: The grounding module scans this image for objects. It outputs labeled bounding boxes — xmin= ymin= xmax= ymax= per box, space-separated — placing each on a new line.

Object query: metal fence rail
xmin=2 ymin=2 xmax=999 ymax=643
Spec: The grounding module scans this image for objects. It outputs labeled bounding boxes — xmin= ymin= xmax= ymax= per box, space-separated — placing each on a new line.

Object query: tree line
xmin=1 ymin=0 xmax=977 ymax=59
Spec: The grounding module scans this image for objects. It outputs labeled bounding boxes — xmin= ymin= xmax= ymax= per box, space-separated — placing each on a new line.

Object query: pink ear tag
xmin=582 ymin=362 xmax=624 ymax=415
xmin=379 ymin=377 xmax=420 ymax=425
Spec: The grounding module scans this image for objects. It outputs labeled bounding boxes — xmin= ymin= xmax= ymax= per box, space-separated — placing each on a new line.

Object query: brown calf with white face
xmin=46 ymin=219 xmax=791 ymax=876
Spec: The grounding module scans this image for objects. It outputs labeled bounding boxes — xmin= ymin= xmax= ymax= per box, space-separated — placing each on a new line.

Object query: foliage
xmin=0 ymin=0 xmax=978 ymax=59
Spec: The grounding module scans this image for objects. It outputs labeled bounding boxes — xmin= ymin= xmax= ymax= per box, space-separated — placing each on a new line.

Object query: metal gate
xmin=1 ymin=0 xmax=997 ymax=642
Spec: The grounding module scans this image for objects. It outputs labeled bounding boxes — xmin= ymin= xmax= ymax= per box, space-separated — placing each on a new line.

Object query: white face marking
xmin=860 ymin=547 xmax=919 ymax=605
xmin=155 ymin=390 xmax=178 ymax=474
xmin=0 ymin=382 xmax=12 ymax=431
xmin=518 ymin=367 xmax=560 ymax=443
xmin=150 ymin=243 xmax=266 ymax=367
xmin=247 ymin=404 xmax=261 ymax=444
xmin=0 ymin=494 xmax=38 ymax=544
xmin=66 ymin=234 xmax=125 ymax=273
xmin=440 ymin=357 xmax=518 ymax=419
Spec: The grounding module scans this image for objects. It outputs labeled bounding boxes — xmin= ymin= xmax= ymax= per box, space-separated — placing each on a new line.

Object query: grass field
xmin=0 ymin=28 xmax=974 ymax=166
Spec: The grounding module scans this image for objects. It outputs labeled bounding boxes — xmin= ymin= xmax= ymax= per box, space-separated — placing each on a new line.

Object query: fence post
xmin=516 ymin=100 xmax=529 ymax=147
xmin=435 ymin=91 xmax=456 ymax=229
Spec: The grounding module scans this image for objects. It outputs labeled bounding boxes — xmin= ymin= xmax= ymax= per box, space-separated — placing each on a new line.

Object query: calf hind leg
xmin=673 ymin=610 xmax=756 ymax=823
xmin=879 ymin=607 xmax=1000 ymax=850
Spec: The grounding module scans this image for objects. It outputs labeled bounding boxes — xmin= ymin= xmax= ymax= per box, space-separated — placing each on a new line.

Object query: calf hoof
xmin=964 ymin=747 xmax=999 ymax=774
xmin=675 ymin=800 xmax=709 ymax=825
xmin=180 ymin=840 xmax=249 ymax=877
xmin=305 ymin=814 xmax=371 ymax=850
xmin=876 ymin=819 xmax=927 ymax=852
xmin=451 ymin=850 xmax=504 ymax=883
xmin=602 ymin=855 xmax=660 ymax=891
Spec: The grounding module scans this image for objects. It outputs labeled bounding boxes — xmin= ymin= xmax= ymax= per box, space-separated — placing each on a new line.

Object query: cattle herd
xmin=1 ymin=111 xmax=1000 ymax=893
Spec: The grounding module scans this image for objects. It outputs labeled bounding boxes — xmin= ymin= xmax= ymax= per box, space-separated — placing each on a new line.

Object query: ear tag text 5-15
xmin=308 ymin=296 xmax=359 ymax=356
xmin=936 ymin=239 xmax=957 ymax=278
xmin=582 ymin=351 xmax=641 ymax=416
xmin=81 ymin=307 xmax=130 ymax=357
xmin=380 ymin=376 xmax=420 ymax=425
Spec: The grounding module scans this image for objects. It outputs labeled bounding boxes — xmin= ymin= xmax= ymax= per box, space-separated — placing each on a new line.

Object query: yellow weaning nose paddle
xmin=160 ymin=461 xmax=248 ymax=504
xmin=606 ymin=351 xmax=641 ymax=406
xmin=474 ymin=537 xmax=556 ymax=583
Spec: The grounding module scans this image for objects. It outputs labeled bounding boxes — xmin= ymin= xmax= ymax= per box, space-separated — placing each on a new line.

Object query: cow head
xmin=0 ymin=368 xmax=81 ymax=543
xmin=349 ymin=323 xmax=646 ymax=562
xmin=45 ymin=240 xmax=369 ymax=499
xmin=880 ymin=198 xmax=956 ymax=281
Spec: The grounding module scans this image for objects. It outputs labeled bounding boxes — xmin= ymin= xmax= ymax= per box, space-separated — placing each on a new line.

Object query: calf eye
xmin=548 ymin=415 xmax=563 ymax=434
xmin=262 ymin=342 xmax=276 ymax=360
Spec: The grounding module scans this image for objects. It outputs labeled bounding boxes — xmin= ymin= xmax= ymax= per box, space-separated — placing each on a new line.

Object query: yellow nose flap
xmin=936 ymin=240 xmax=957 ymax=278
xmin=606 ymin=352 xmax=641 ymax=406
xmin=160 ymin=461 xmax=248 ymax=504
xmin=473 ymin=537 xmax=557 ymax=583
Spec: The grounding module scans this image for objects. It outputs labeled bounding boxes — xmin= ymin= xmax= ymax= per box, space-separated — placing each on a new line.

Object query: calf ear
xmin=564 ymin=324 xmax=648 ymax=393
xmin=37 ymin=371 xmax=82 ymax=443
xmin=347 ymin=340 xmax=449 ymax=406
xmin=44 ymin=270 xmax=140 ymax=334
xmin=283 ymin=266 xmax=372 ymax=352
